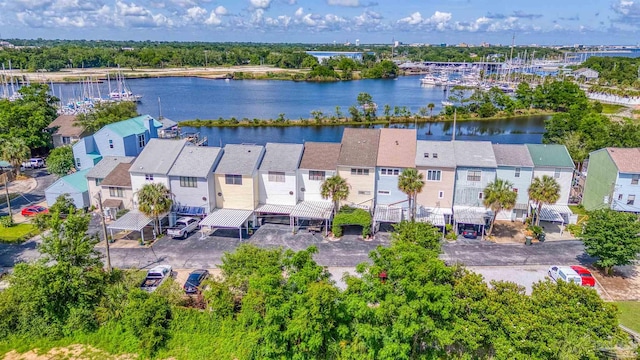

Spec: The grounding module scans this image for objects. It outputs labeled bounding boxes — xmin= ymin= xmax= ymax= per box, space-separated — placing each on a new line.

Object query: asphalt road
xmin=0 ymin=168 xmax=56 ymax=217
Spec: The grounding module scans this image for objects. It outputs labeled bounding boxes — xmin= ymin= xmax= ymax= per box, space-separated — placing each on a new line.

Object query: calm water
xmin=53 ymin=75 xmax=547 ymax=145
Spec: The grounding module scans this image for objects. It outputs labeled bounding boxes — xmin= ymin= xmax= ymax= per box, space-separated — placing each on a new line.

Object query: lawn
xmin=615 ymin=301 xmax=640 ymax=333
xmin=0 ymin=223 xmax=38 ymax=243
xmin=601 ymin=103 xmax=625 ymax=114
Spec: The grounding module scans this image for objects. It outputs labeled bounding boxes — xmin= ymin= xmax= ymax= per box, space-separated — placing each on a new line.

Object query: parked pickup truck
xmin=140 ymin=265 xmax=172 ymax=292
xmin=167 ymin=217 xmax=199 ymax=239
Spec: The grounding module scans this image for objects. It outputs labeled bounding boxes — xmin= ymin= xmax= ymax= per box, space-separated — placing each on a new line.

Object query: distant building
xmin=305 ymin=51 xmax=363 ymax=62
xmin=583 ymin=148 xmax=640 ymax=213
xmin=573 ymin=68 xmax=599 ymax=81
xmin=47 ymin=115 xmax=87 ymax=148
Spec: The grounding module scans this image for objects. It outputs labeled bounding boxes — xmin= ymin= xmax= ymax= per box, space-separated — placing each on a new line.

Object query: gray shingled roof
xmin=492 ymin=144 xmax=534 ymax=167
xmin=130 ymin=139 xmax=187 ymax=175
xmin=453 ymin=141 xmax=497 ymax=168
xmin=415 ymin=141 xmax=456 ymax=168
xmin=215 ymin=144 xmax=264 ymax=175
xmin=86 ymin=156 xmax=135 ymax=179
xmin=259 ymin=143 xmax=304 ymax=172
xmin=338 ymin=128 xmax=380 ymax=167
xmin=168 ymin=146 xmax=222 ymax=178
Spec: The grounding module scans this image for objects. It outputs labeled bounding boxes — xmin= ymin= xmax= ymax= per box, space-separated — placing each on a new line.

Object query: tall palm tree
xmin=321 ymin=175 xmax=350 ymax=213
xmin=397 ymin=168 xmax=425 ymax=221
xmin=528 ymin=175 xmax=561 ymax=226
xmin=0 ymin=138 xmax=30 ymax=176
xmin=137 ymin=183 xmax=173 ymax=235
xmin=427 ymin=102 xmax=435 ymax=117
xmin=483 ymin=179 xmax=517 ymax=235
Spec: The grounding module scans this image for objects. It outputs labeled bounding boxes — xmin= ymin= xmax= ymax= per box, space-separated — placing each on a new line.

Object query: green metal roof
xmin=526 ymin=144 xmax=574 ymax=168
xmin=86 ymin=152 xmax=102 ymax=160
xmin=101 ymin=115 xmax=162 ymax=138
xmin=60 ymin=169 xmax=90 ymax=192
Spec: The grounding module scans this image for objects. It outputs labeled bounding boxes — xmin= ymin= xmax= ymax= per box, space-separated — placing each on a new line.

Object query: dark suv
xmin=183 ymin=269 xmax=209 ymax=294
xmin=461 ymin=226 xmax=478 ymax=239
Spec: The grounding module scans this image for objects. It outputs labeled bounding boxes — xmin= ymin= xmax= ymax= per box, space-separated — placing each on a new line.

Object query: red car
xmin=21 ymin=206 xmax=49 ymax=217
xmin=570 ymin=265 xmax=596 ymax=287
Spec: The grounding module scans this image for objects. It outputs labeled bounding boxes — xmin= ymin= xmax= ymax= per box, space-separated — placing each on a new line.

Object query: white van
xmin=548 ymin=266 xmax=582 ymax=285
xmin=21 ymin=158 xmax=45 ymax=169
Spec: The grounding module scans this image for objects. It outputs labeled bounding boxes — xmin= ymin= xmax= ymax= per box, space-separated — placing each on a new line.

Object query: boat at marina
xmin=108 ymin=68 xmax=142 ymax=103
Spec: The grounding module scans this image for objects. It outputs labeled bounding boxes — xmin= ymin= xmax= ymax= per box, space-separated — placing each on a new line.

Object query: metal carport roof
xmin=199 ymin=208 xmax=253 ymax=229
xmin=415 ymin=207 xmax=446 ymax=227
xmin=453 ymin=206 xmax=490 ymax=226
xmin=255 ymin=204 xmax=295 ymax=215
xmin=290 ymin=201 xmax=334 ymax=220
xmin=108 ymin=211 xmax=153 ymax=232
xmin=538 ymin=204 xmax=571 ymax=223
xmin=373 ymin=206 xmax=403 ymax=223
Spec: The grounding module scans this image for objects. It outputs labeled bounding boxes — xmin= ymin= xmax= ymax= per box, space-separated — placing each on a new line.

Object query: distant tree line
xmin=580 ymin=56 xmax=640 ymax=88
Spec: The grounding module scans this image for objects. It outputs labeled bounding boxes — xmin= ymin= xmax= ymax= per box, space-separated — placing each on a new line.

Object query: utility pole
xmin=4 ymin=176 xmax=12 ymax=220
xmin=96 ymin=191 xmax=111 ymax=272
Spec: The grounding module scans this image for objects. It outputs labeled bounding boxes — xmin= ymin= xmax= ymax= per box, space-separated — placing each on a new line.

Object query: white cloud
xmin=214 ymin=5 xmax=226 ymax=15
xmin=204 ymin=11 xmax=221 ymax=25
xmin=294 ymin=7 xmax=303 ymax=17
xmin=249 ymin=0 xmax=271 ymax=9
xmin=398 ymin=11 xmax=423 ymax=25
xmin=184 ymin=6 xmax=207 ymax=21
xmin=327 ymin=0 xmax=359 ymax=6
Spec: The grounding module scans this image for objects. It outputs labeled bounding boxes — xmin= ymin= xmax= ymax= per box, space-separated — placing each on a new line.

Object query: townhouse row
xmin=45 ymin=116 xmax=577 ymax=235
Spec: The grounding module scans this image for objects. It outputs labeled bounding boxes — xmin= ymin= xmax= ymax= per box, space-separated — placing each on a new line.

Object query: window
xmin=109 ymin=187 xmax=124 ymax=198
xmin=554 ymin=168 xmax=561 ymax=179
xmin=180 ymin=177 xmax=197 ymax=188
xmin=75 ymin=158 xmax=81 ymax=168
xmin=628 ymin=195 xmax=636 ymax=206
xmin=378 ymin=190 xmax=390 ymax=195
xmin=438 ymin=191 xmax=444 ymax=199
xmin=513 ymin=188 xmax=518 ymax=193
xmin=618 ymin=194 xmax=623 ymax=201
xmin=95 ymin=178 xmax=103 ymax=186
xmin=514 ymin=167 xmax=521 ymax=178
xmin=145 ymin=174 xmax=154 ymax=181
xmin=268 ymin=171 xmax=285 ymax=182
xmin=380 ymin=168 xmax=399 ymax=176
xmin=478 ymin=192 xmax=484 ymax=200
xmin=108 ymin=139 xmax=113 ymax=149
xmin=467 ymin=170 xmax=481 ymax=182
xmin=427 ymin=170 xmax=441 ymax=181
xmin=351 ymin=168 xmax=369 ymax=176
xmin=358 ymin=190 xmax=372 ymax=195
xmin=423 ymin=153 xmax=429 ymax=158
xmin=62 ymin=136 xmax=71 ymax=144
xmin=309 ymin=170 xmax=325 ymax=181
xmin=138 ymin=134 xmax=146 ymax=148
xmin=432 ymin=153 xmax=438 ymax=158
xmin=632 ymin=174 xmax=639 ymax=185
xmin=225 ymin=174 xmax=242 ymax=185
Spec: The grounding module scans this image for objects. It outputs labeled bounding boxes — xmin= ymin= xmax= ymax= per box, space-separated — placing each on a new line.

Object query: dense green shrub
xmin=332 ymin=206 xmax=371 ymax=237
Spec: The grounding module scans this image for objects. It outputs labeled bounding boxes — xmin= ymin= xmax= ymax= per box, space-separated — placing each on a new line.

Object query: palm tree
xmin=0 ymin=138 xmax=30 ymax=176
xmin=137 ymin=183 xmax=173 ymax=235
xmin=483 ymin=179 xmax=517 ymax=235
xmin=528 ymin=175 xmax=561 ymax=226
xmin=427 ymin=102 xmax=435 ymax=117
xmin=397 ymin=168 xmax=425 ymax=221
xmin=320 ymin=175 xmax=350 ymax=213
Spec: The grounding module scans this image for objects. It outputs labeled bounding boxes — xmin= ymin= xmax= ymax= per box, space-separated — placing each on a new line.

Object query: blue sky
xmin=1 ymin=0 xmax=639 ymax=44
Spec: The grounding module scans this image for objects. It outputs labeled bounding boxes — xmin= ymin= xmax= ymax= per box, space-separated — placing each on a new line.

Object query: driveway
xmin=0 ymin=168 xmax=56 ymax=217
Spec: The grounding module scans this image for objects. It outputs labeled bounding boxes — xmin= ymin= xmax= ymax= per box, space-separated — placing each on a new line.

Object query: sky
xmin=1 ymin=0 xmax=639 ymax=45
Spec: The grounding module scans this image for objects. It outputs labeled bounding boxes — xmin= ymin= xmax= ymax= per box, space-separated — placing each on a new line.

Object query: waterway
xmin=53 ymin=75 xmax=547 ymax=145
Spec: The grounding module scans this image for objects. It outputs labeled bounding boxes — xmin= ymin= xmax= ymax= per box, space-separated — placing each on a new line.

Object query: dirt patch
xmin=3 ymin=345 xmax=137 ymax=360
xmin=590 ymin=265 xmax=640 ymax=301
xmin=489 ymin=221 xmax=527 ymax=244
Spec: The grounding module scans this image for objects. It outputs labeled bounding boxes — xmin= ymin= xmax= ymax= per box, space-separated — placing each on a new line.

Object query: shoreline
xmin=178 ymin=111 xmax=555 ymax=129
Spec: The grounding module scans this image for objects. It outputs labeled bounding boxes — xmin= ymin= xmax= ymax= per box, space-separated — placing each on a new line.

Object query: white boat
xmin=108 ymin=67 xmax=142 ymax=103
xmin=420 ymin=75 xmax=439 ymax=86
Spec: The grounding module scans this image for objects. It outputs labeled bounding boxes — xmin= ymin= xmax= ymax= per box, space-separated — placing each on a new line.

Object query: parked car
xmin=21 ymin=158 xmax=45 ymax=169
xmin=548 ymin=266 xmax=582 ymax=285
xmin=21 ymin=205 xmax=49 ymax=217
xmin=570 ymin=265 xmax=596 ymax=287
xmin=183 ymin=269 xmax=209 ymax=294
xmin=461 ymin=226 xmax=478 ymax=239
xmin=167 ymin=217 xmax=199 ymax=239
xmin=140 ymin=265 xmax=172 ymax=292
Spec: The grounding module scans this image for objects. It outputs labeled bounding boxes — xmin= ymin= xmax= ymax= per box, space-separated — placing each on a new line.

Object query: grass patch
xmin=601 ymin=103 xmax=625 ymax=114
xmin=0 ymin=223 xmax=39 ymax=243
xmin=615 ymin=301 xmax=640 ymax=334
xmin=569 ymin=205 xmax=588 ymax=216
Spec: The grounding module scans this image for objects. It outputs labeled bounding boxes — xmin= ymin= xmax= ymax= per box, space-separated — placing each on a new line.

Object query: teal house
xmin=44 ymin=169 xmax=91 ymax=209
xmin=72 ymin=115 xmax=162 ymax=171
xmin=583 ymin=148 xmax=640 ymax=213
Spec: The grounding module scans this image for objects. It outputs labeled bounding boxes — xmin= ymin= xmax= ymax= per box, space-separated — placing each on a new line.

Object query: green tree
xmin=357 ymin=92 xmax=376 ymax=121
xmin=348 ymin=105 xmax=360 ymax=122
xmin=123 ymin=290 xmax=172 ymax=356
xmin=320 ymin=175 xmax=349 ymax=213
xmin=391 ymin=220 xmax=442 ymax=252
xmin=427 ymin=102 xmax=435 ymax=117
xmin=383 ymin=104 xmax=391 ymax=121
xmin=528 ymin=175 xmax=561 ymax=226
xmin=482 ymin=179 xmax=517 ymax=235
xmin=0 ymin=84 xmax=58 ymax=149
xmin=334 ymin=105 xmax=342 ymax=119
xmin=582 ymin=209 xmax=640 ymax=275
xmin=137 ymin=183 xmax=173 ymax=235
xmin=33 ymin=194 xmax=78 ymax=230
xmin=0 ymin=138 xmax=30 ymax=176
xmin=397 ymin=168 xmax=425 ymax=221
xmin=75 ymin=101 xmax=138 ymax=134
xmin=45 ymin=146 xmax=75 ymax=177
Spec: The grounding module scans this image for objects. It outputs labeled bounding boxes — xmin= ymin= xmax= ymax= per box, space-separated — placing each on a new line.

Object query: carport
xmin=453 ymin=206 xmax=490 ymax=240
xmin=289 ymin=201 xmax=334 ymax=235
xmin=255 ymin=204 xmax=295 ymax=225
xmin=536 ymin=204 xmax=572 ymax=226
xmin=415 ymin=207 xmax=447 ymax=238
xmin=107 ymin=210 xmax=154 ymax=243
xmin=199 ymin=208 xmax=253 ymax=240
xmin=372 ymin=205 xmax=403 ymax=233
